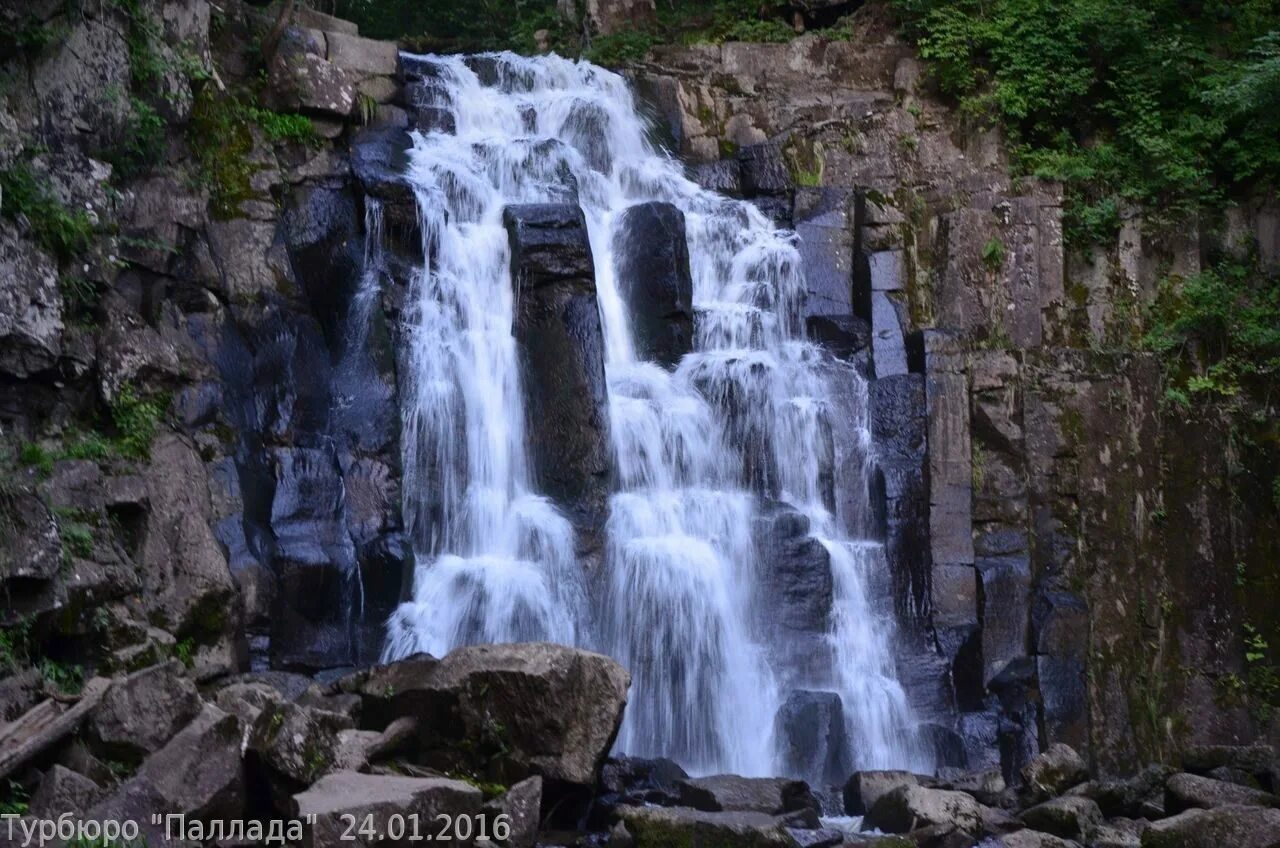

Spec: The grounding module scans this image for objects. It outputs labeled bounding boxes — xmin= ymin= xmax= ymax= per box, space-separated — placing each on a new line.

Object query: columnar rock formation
xmin=629 ymin=32 xmax=1280 ymax=777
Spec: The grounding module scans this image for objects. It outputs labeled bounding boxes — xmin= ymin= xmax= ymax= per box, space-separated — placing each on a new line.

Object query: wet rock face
xmin=504 ymin=203 xmax=612 ymax=527
xmin=613 ymin=201 xmax=694 ymax=367
xmin=775 ymin=690 xmax=850 ymax=785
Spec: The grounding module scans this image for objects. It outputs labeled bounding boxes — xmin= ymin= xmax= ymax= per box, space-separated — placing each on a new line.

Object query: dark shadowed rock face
xmin=775 ymin=690 xmax=850 ymax=785
xmin=504 ymin=204 xmax=612 ymax=526
xmin=613 ymin=201 xmax=694 ymax=367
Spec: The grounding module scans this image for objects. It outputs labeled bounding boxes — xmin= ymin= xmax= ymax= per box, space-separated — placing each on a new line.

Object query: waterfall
xmin=381 ymin=52 xmax=931 ymax=778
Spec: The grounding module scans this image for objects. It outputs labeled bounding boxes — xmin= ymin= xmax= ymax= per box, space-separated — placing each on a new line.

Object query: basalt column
xmin=504 ymin=204 xmax=612 ymax=532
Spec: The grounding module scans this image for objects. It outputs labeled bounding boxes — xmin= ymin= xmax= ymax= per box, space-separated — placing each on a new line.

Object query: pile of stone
xmin=1 ymin=643 xmax=629 ymax=847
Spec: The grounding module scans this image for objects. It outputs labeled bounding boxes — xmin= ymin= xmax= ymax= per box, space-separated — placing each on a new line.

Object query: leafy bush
xmin=110 ymin=385 xmax=167 ymax=461
xmin=60 ymin=522 xmax=94 ymax=559
xmin=0 ymin=162 xmax=95 ymax=260
xmin=891 ymin=0 xmax=1280 ymax=244
xmin=1144 ymin=258 xmax=1280 ymax=400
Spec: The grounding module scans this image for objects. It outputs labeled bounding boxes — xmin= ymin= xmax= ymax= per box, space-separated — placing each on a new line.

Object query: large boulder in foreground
xmin=863 ymin=784 xmax=985 ymax=835
xmin=87 ymin=660 xmax=203 ymax=761
xmin=1020 ymin=743 xmax=1088 ymax=802
xmin=676 ymin=774 xmax=818 ymax=816
xmin=1165 ymin=772 xmax=1280 ymax=813
xmin=615 ymin=805 xmax=798 ymax=848
xmin=356 ymin=642 xmax=629 ymax=786
xmin=294 ymin=771 xmax=483 ymax=848
xmin=1140 ymin=804 xmax=1280 ymax=848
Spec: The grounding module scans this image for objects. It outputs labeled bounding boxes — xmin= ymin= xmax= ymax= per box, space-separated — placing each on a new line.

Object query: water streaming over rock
xmin=381 ymin=52 xmax=932 ymax=778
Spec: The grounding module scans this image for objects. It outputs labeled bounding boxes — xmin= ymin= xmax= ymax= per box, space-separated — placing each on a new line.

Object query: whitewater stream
xmin=380 ymin=52 xmax=930 ymax=779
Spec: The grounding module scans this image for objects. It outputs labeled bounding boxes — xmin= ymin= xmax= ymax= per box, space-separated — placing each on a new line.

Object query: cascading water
xmin=382 ymin=51 xmax=932 ymax=778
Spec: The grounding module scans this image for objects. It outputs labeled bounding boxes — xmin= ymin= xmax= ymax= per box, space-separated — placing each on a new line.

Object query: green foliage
xmin=60 ymin=522 xmax=94 ymax=559
xmin=107 ymin=95 xmax=168 ymax=180
xmin=336 ymin=0 xmax=803 ymax=62
xmin=173 ymin=638 xmax=195 ymax=668
xmin=18 ymin=442 xmax=54 ymax=476
xmin=0 ymin=780 xmax=28 ymax=817
xmin=0 ymin=617 xmax=33 ymax=672
xmin=891 ymin=0 xmax=1280 ymax=244
xmin=586 ymin=30 xmax=657 ymax=65
xmin=189 ymin=87 xmax=313 ymax=218
xmin=0 ymin=161 xmax=95 ymax=260
xmin=39 ymin=658 xmax=85 ymax=695
xmin=2 ymin=15 xmax=67 ymax=55
xmin=64 ymin=430 xmax=114 ymax=461
xmin=249 ymin=107 xmax=318 ymax=144
xmin=981 ymin=237 xmax=1006 ymax=272
xmin=110 ymin=385 xmax=167 ymax=461
xmin=343 ymin=0 xmax=562 ymax=53
xmin=1144 ymin=258 xmax=1280 ymax=401
xmin=60 ymin=275 xmax=103 ymax=325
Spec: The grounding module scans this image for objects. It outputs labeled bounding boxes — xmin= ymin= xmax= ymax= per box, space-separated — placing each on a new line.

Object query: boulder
xmin=483 ymin=776 xmax=542 ymax=848
xmin=325 ymin=32 xmax=399 ymax=77
xmin=1165 ymin=772 xmax=1280 ymax=813
xmin=293 ymin=771 xmax=483 ymax=848
xmin=1140 ymin=804 xmax=1280 ymax=848
xmin=1093 ymin=764 xmax=1174 ymax=818
xmin=1091 ymin=818 xmax=1146 ymax=848
xmin=269 ymin=51 xmax=357 ymax=119
xmin=1021 ymin=744 xmax=1088 ymax=803
xmin=939 ymin=768 xmax=1007 ymax=806
xmin=28 ymin=765 xmax=103 ymax=818
xmin=214 ymin=680 xmax=287 ymax=725
xmin=249 ymin=700 xmax=354 ymax=789
xmin=775 ymin=690 xmax=849 ymax=785
xmin=86 ymin=704 xmax=246 ymax=842
xmin=844 ymin=770 xmax=918 ymax=815
xmin=1018 ymin=796 xmax=1102 ymax=841
xmin=600 ymin=756 xmax=688 ymax=806
xmin=358 ymin=643 xmax=629 ymax=786
xmin=614 ymin=805 xmax=798 ymax=848
xmin=977 ymin=832 xmax=1081 ymax=848
xmin=612 ymin=201 xmax=693 ymax=367
xmin=0 ymin=224 xmax=63 ymax=378
xmin=1182 ymin=744 xmax=1276 ymax=789
xmin=87 ymin=660 xmax=203 ymax=760
xmin=864 ymin=784 xmax=985 ymax=835
xmin=504 ymin=205 xmax=612 ymax=525
xmin=676 ymin=774 xmax=818 ymax=816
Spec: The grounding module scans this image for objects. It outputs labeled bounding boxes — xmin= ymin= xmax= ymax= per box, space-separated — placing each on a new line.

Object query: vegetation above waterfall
xmin=890 ymin=0 xmax=1280 ymax=245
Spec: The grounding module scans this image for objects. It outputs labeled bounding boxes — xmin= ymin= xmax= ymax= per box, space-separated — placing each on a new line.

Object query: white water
xmin=382 ymin=52 xmax=931 ymax=778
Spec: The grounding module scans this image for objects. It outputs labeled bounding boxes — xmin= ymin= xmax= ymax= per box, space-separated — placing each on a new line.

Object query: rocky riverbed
xmin=2 ymin=646 xmax=1278 ymax=847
